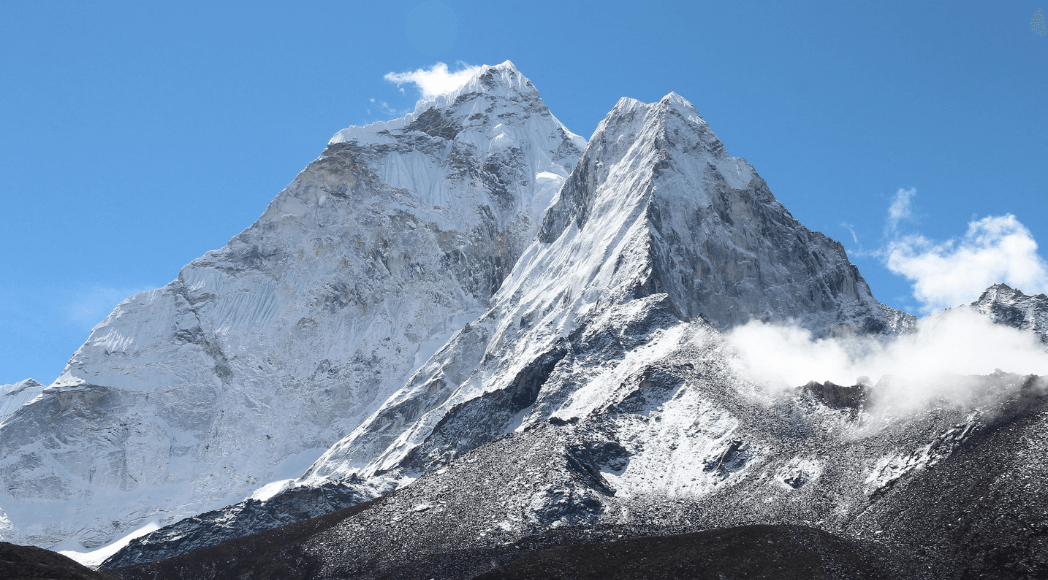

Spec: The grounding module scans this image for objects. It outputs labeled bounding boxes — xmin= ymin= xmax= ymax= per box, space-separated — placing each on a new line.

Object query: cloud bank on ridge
xmin=880 ymin=188 xmax=1048 ymax=314
xmin=726 ymin=308 xmax=1048 ymax=413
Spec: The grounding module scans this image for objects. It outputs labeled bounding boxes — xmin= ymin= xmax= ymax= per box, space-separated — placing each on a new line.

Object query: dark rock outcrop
xmin=0 ymin=542 xmax=113 ymax=580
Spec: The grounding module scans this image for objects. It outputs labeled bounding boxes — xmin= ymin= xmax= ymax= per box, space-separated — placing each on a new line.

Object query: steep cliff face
xmin=541 ymin=93 xmax=909 ymax=336
xmin=0 ymin=61 xmax=583 ymax=550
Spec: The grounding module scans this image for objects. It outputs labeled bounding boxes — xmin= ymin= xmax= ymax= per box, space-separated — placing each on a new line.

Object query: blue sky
xmin=2 ymin=0 xmax=1047 ymax=385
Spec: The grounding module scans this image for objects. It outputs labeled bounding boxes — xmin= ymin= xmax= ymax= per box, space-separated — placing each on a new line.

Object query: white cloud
xmin=726 ymin=309 xmax=1048 ymax=415
xmin=384 ymin=62 xmax=482 ymax=100
xmin=367 ymin=98 xmax=398 ymax=117
xmin=65 ymin=285 xmax=150 ymax=327
xmin=840 ymin=222 xmax=859 ymax=245
xmin=885 ymin=214 xmax=1048 ymax=313
xmin=739 ymin=186 xmax=1048 ymax=413
xmin=886 ymin=187 xmax=916 ymax=234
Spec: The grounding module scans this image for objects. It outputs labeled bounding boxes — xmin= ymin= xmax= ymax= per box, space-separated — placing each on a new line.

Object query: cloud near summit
xmin=385 ymin=62 xmax=483 ymax=100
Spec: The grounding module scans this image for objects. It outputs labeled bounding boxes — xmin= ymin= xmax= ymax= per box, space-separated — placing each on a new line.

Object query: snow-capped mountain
xmin=106 ymin=90 xmax=923 ymax=568
xmin=7 ymin=61 xmax=1046 ymax=579
xmin=0 ymin=61 xmax=583 ymax=550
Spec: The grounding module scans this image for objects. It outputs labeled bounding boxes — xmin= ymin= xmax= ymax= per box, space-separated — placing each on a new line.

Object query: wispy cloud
xmin=726 ymin=187 xmax=1048 ymax=414
xmin=367 ymin=98 xmax=401 ymax=117
xmin=886 ymin=218 xmax=1048 ymax=314
xmin=885 ymin=187 xmax=916 ymax=235
xmin=65 ymin=284 xmax=152 ymax=327
xmin=384 ymin=62 xmax=482 ymax=100
xmin=840 ymin=222 xmax=859 ymax=245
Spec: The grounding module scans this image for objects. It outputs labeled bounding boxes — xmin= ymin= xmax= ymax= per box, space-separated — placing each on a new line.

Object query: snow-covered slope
xmin=0 ymin=61 xmax=583 ymax=551
xmin=971 ymin=283 xmax=1048 ymax=344
xmin=283 ymin=372 xmax=1043 ymax=580
xmin=107 ymin=338 xmax=1048 ymax=578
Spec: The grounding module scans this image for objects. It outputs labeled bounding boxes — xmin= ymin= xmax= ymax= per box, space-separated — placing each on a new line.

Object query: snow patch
xmin=58 ymin=521 xmax=160 ymax=569
xmin=250 ymin=479 xmax=293 ymax=502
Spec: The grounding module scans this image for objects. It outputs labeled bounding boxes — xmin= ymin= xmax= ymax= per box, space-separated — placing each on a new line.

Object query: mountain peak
xmin=658 ymin=91 xmax=696 ymax=111
xmin=491 ymin=59 xmax=521 ymax=73
xmin=979 ymin=282 xmax=1018 ymax=297
xmin=542 ymin=92 xmax=905 ymax=335
xmin=93 ymin=83 xmax=922 ymax=568
xmin=608 ymin=93 xmax=702 ymax=125
xmin=296 ymin=90 xmax=911 ymax=504
xmin=407 ymin=61 xmax=536 ymax=116
xmin=0 ymin=61 xmax=586 ymax=551
xmin=329 ymin=62 xmax=583 ymax=155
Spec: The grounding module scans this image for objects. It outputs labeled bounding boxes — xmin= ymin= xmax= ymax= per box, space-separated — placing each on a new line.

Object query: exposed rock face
xmin=799 ymin=380 xmax=867 ymax=413
xmin=972 ymin=283 xmax=1048 ymax=343
xmin=849 ymin=378 xmax=1048 ymax=579
xmin=541 ymin=93 xmax=911 ymax=336
xmin=101 ymin=480 xmax=370 ymax=569
xmin=0 ymin=61 xmax=583 ymax=550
